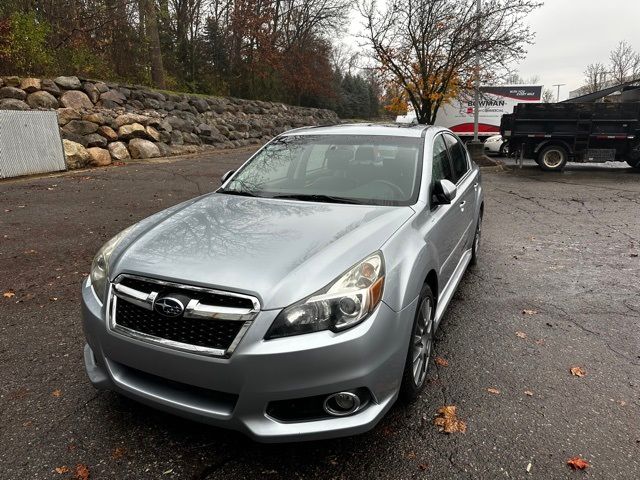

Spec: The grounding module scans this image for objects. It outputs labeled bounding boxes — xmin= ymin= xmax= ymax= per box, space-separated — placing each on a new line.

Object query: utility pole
xmin=553 ymin=83 xmax=565 ymax=102
xmin=473 ymin=0 xmax=481 ymax=142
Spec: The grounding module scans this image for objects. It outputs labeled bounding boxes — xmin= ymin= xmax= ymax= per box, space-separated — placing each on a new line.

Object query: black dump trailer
xmin=500 ymin=101 xmax=640 ymax=171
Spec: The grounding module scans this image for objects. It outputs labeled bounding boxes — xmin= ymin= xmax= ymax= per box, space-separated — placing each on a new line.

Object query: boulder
xmin=62 ymin=120 xmax=99 ymax=136
xmin=86 ymin=147 xmax=112 ymax=167
xmin=61 ymin=132 xmax=89 ymax=147
xmin=0 ymin=98 xmax=29 ymax=110
xmin=57 ymin=108 xmax=81 ymax=126
xmin=0 ymin=86 xmax=27 ymax=100
xmin=108 ymin=141 xmax=131 ymax=161
xmin=143 ymin=98 xmax=161 ymax=109
xmin=94 ymin=82 xmax=109 ymax=93
xmin=4 ymin=76 xmax=20 ymax=87
xmin=82 ymin=112 xmax=105 ymax=124
xmin=170 ymin=130 xmax=184 ymax=145
xmin=156 ymin=142 xmax=171 ymax=157
xmin=99 ymin=99 xmax=121 ymax=109
xmin=128 ymin=138 xmax=160 ymax=159
xmin=54 ymin=76 xmax=82 ymax=89
xmin=114 ymin=113 xmax=149 ymax=127
xmin=118 ymin=122 xmax=146 ymax=140
xmin=26 ymin=91 xmax=58 ymax=109
xmin=145 ymin=125 xmax=161 ymax=142
xmin=82 ymin=82 xmax=101 ymax=103
xmin=60 ymin=90 xmax=93 ymax=109
xmin=99 ymin=89 xmax=126 ymax=105
xmin=40 ymin=79 xmax=61 ymax=97
xmin=63 ymin=139 xmax=90 ymax=169
xmin=97 ymin=125 xmax=118 ymax=141
xmin=20 ymin=78 xmax=41 ymax=93
xmin=84 ymin=133 xmax=108 ymax=148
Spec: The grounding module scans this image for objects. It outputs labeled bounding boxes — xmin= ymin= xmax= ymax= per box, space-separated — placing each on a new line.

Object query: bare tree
xmin=142 ymin=0 xmax=166 ymax=88
xmin=541 ymin=88 xmax=554 ymax=103
xmin=583 ymin=62 xmax=608 ymax=93
xmin=609 ymin=40 xmax=639 ymax=84
xmin=360 ymin=0 xmax=542 ymax=124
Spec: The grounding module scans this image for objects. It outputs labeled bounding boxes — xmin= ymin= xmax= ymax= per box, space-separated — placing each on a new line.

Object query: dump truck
xmin=500 ymin=101 xmax=640 ymax=171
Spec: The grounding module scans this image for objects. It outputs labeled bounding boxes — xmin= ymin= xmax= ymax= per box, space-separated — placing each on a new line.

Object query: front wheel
xmin=538 ymin=145 xmax=568 ymax=171
xmin=400 ymin=284 xmax=435 ymax=402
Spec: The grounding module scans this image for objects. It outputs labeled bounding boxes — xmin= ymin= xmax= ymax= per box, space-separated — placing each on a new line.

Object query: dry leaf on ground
xmin=522 ymin=309 xmax=538 ymax=315
xmin=3 ymin=290 xmax=15 ymax=298
xmin=434 ymin=405 xmax=467 ymax=434
xmin=516 ymin=331 xmax=527 ymax=339
xmin=570 ymin=366 xmax=586 ymax=377
xmin=75 ymin=464 xmax=90 ymax=480
xmin=524 ymin=390 xmax=534 ymax=396
xmin=52 ymin=389 xmax=62 ymax=397
xmin=112 ymin=447 xmax=126 ymax=459
xmin=434 ymin=356 xmax=449 ymax=367
xmin=418 ymin=463 xmax=428 ymax=471
xmin=567 ymin=457 xmax=590 ymax=470
xmin=487 ymin=388 xmax=500 ymax=395
xmin=55 ymin=466 xmax=70 ymax=474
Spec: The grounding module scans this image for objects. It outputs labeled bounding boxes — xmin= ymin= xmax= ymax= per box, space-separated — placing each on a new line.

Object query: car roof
xmin=280 ymin=123 xmax=437 ymax=138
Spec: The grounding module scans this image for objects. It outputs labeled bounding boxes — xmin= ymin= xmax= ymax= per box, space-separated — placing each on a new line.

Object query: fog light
xmin=323 ymin=391 xmax=361 ymax=416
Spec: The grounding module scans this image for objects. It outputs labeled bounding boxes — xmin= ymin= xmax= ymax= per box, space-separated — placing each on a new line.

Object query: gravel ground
xmin=1 ymin=152 xmax=638 ymax=479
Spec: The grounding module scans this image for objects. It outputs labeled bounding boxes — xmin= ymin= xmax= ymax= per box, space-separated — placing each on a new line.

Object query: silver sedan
xmin=81 ymin=124 xmax=484 ymax=442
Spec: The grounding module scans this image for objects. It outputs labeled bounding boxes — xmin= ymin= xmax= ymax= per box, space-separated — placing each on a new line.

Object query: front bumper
xmin=81 ymin=278 xmax=417 ymax=442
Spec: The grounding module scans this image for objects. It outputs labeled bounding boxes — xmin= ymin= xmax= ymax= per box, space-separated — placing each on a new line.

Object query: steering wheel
xmin=369 ymin=180 xmax=405 ymax=199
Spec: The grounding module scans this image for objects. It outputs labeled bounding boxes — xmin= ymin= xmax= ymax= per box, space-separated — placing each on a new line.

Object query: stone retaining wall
xmin=0 ymin=75 xmax=339 ymax=169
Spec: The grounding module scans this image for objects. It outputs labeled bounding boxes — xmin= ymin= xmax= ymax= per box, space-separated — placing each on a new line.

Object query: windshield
xmin=220 ymin=134 xmax=424 ymax=206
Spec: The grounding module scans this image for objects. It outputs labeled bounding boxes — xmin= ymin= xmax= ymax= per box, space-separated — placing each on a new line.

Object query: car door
xmin=426 ymin=134 xmax=465 ymax=288
xmin=444 ymin=133 xmax=478 ymax=253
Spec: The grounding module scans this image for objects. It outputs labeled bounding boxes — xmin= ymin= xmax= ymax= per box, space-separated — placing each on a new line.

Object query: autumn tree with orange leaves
xmin=360 ymin=0 xmax=541 ymax=124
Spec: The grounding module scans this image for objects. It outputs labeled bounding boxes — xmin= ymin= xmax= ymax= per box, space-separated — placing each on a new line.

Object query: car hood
xmin=112 ymin=193 xmax=414 ymax=309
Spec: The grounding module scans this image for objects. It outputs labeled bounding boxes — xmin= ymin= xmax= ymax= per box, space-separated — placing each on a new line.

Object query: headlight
xmin=265 ymin=252 xmax=385 ymax=339
xmin=89 ymin=226 xmax=134 ymax=304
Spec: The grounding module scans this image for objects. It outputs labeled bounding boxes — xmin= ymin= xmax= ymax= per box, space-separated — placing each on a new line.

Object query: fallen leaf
xmin=567 ymin=457 xmax=589 ymax=470
xmin=405 ymin=451 xmax=416 ymax=459
xmin=434 ymin=405 xmax=467 ymax=434
xmin=52 ymin=389 xmax=62 ymax=397
xmin=524 ymin=390 xmax=534 ymax=396
xmin=75 ymin=464 xmax=90 ymax=480
xmin=112 ymin=447 xmax=126 ymax=459
xmin=55 ymin=466 xmax=70 ymax=474
xmin=418 ymin=463 xmax=428 ymax=471
xmin=3 ymin=290 xmax=15 ymax=298
xmin=570 ymin=366 xmax=586 ymax=377
xmin=516 ymin=331 xmax=527 ymax=339
xmin=434 ymin=356 xmax=449 ymax=367
xmin=49 ymin=297 xmax=59 ymax=302
xmin=526 ymin=461 xmax=532 ymax=473
xmin=163 ymin=469 xmax=173 ymax=475
xmin=487 ymin=388 xmax=500 ymax=395
xmin=522 ymin=309 xmax=538 ymax=315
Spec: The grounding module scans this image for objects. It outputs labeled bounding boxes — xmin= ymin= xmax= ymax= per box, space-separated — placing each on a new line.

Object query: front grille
xmin=110 ymin=275 xmax=259 ymax=356
xmin=115 ymin=300 xmax=244 ymax=350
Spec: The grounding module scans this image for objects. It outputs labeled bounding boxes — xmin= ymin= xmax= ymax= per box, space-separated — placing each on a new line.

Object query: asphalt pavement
xmin=1 ymin=152 xmax=639 ymax=479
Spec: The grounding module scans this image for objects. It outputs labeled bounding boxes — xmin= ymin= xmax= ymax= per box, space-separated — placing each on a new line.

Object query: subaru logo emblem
xmin=154 ymin=297 xmax=184 ymax=317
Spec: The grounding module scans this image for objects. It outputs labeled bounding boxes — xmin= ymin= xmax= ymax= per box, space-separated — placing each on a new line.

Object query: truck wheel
xmin=627 ymin=159 xmax=640 ymax=170
xmin=538 ymin=145 xmax=568 ymax=171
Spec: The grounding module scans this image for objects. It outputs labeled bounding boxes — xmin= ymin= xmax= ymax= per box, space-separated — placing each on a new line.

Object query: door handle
xmin=473 ymin=182 xmax=478 ymax=189
xmin=459 ymin=201 xmax=466 ymax=208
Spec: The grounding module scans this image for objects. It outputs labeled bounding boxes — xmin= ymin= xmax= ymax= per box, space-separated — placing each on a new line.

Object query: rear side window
xmin=432 ymin=135 xmax=453 ymax=183
xmin=444 ymin=134 xmax=469 ymax=182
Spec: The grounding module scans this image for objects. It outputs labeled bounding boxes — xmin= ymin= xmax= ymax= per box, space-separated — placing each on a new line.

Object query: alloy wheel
xmin=412 ymin=297 xmax=433 ymax=386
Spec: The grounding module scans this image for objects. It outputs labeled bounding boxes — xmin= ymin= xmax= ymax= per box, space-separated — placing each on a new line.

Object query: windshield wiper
xmin=271 ymin=193 xmax=362 ymax=204
xmin=217 ymin=188 xmax=260 ymax=197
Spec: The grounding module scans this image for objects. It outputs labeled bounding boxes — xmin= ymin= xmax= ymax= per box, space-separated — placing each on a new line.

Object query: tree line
xmin=583 ymin=41 xmax=640 ymax=95
xmin=0 ymin=0 xmax=381 ymax=117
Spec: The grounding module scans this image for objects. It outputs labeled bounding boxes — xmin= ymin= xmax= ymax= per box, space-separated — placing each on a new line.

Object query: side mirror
xmin=221 ymin=170 xmax=235 ymax=184
xmin=432 ymin=179 xmax=457 ymax=205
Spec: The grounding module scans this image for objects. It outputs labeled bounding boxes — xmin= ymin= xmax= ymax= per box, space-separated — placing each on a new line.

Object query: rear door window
xmin=432 ymin=135 xmax=454 ymax=183
xmin=444 ymin=134 xmax=470 ymax=182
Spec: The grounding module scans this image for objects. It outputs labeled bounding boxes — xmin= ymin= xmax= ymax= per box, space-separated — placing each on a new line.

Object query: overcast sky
xmin=346 ymin=0 xmax=640 ymax=100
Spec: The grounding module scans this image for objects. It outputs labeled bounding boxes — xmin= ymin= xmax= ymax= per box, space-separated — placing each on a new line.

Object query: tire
xmin=538 ymin=145 xmax=568 ymax=171
xmin=470 ymin=211 xmax=482 ymax=266
xmin=499 ymin=140 xmax=508 ymax=157
xmin=626 ymin=158 xmax=640 ymax=170
xmin=399 ymin=284 xmax=436 ymax=403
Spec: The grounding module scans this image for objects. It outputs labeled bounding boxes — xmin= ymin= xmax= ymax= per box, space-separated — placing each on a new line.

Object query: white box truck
xmin=396 ymin=85 xmax=542 ymax=138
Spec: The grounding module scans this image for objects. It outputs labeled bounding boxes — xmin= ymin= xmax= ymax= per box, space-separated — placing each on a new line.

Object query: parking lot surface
xmin=1 ymin=153 xmax=639 ymax=479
